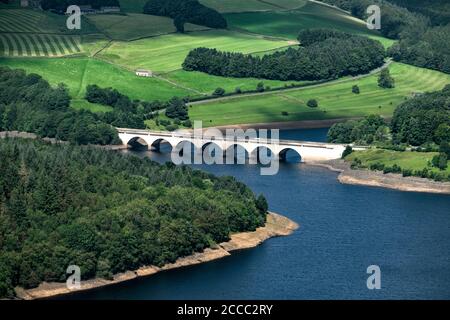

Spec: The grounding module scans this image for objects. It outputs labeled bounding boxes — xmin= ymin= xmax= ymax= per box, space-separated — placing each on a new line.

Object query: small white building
xmin=135 ymin=69 xmax=152 ymax=77
xmin=101 ymin=6 xmax=121 ymax=13
xmin=20 ymin=0 xmax=29 ymax=7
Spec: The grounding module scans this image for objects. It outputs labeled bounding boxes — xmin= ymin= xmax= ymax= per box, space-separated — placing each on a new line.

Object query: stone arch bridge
xmin=117 ymin=128 xmax=348 ymax=162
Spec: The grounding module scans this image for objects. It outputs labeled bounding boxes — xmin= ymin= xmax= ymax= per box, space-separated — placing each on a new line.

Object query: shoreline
xmin=308 ymin=159 xmax=450 ymax=195
xmin=15 ymin=212 xmax=299 ymax=300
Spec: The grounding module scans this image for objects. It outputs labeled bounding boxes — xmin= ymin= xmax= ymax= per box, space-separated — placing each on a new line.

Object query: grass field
xmin=188 ymin=63 xmax=450 ymax=127
xmin=199 ymin=0 xmax=279 ymax=13
xmin=86 ymin=13 xmax=208 ymax=41
xmin=162 ymin=70 xmax=309 ymax=95
xmin=98 ymin=29 xmax=294 ymax=73
xmin=71 ymin=99 xmax=114 ymax=113
xmin=225 ymin=1 xmax=395 ymax=47
xmin=0 ymin=33 xmax=82 ymax=57
xmin=0 ymin=8 xmax=96 ymax=34
xmin=0 ymin=9 xmax=98 ymax=57
xmin=346 ymin=149 xmax=450 ymax=176
xmin=0 ymin=57 xmax=193 ymax=101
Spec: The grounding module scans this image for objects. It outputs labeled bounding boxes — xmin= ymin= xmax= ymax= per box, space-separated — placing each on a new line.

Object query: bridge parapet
xmin=116 ymin=128 xmax=347 ymax=162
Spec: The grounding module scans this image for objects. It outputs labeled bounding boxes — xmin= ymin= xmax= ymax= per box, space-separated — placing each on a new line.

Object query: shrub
xmin=432 ymin=153 xmax=448 ymax=170
xmin=165 ymin=124 xmax=179 ymax=131
xmin=307 ymin=99 xmax=318 ymax=108
xmin=402 ymin=169 xmax=413 ymax=177
xmin=281 ymin=111 xmax=289 ymax=116
xmin=341 ymin=146 xmax=353 ymax=158
xmin=235 ymin=87 xmax=242 ymax=94
xmin=378 ymin=68 xmax=395 ymax=89
xmin=370 ymin=162 xmax=385 ymax=171
xmin=183 ymin=119 xmax=192 ymax=128
xmin=352 ymin=85 xmax=360 ymax=94
xmin=256 ymin=82 xmax=265 ymax=92
xmin=213 ymin=87 xmax=225 ymax=96
xmin=159 ymin=119 xmax=171 ymax=126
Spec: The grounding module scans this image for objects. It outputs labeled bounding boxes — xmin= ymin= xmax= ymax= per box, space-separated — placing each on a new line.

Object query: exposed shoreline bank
xmin=15 ymin=212 xmax=299 ymax=300
xmin=308 ymin=159 xmax=450 ymax=195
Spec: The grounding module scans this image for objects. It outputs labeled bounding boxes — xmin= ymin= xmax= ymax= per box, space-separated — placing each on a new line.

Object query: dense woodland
xmin=328 ymin=85 xmax=450 ymax=180
xmin=143 ymin=0 xmax=227 ymax=31
xmin=321 ymin=0 xmax=450 ymax=74
xmin=0 ymin=67 xmax=120 ymax=145
xmin=85 ymin=84 xmax=189 ymax=127
xmin=328 ymin=85 xmax=450 ymax=147
xmin=387 ymin=0 xmax=450 ymax=25
xmin=0 ymin=138 xmax=268 ymax=297
xmin=320 ymin=0 xmax=428 ymax=39
xmin=183 ymin=32 xmax=385 ymax=81
xmin=391 ymin=85 xmax=450 ymax=146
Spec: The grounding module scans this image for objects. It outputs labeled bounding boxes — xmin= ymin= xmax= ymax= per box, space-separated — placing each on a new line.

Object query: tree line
xmin=0 ymin=138 xmax=268 ymax=298
xmin=320 ymin=0 xmax=450 ymax=74
xmin=85 ymin=84 xmax=189 ymax=128
xmin=41 ymin=0 xmax=120 ymax=12
xmin=328 ymin=85 xmax=450 ymax=147
xmin=319 ymin=0 xmax=428 ymax=39
xmin=0 ymin=67 xmax=120 ymax=145
xmin=182 ymin=31 xmax=385 ymax=81
xmin=143 ymin=0 xmax=227 ymax=32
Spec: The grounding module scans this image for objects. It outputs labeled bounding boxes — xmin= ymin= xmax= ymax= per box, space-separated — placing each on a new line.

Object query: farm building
xmin=101 ymin=6 xmax=121 ymax=13
xmin=78 ymin=5 xmax=97 ymax=15
xmin=21 ymin=0 xmax=40 ymax=8
xmin=135 ymin=69 xmax=153 ymax=77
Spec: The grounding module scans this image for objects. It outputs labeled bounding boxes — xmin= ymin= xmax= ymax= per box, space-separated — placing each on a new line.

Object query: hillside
xmin=188 ymin=63 xmax=450 ymax=127
xmin=0 ymin=0 xmax=397 ymax=126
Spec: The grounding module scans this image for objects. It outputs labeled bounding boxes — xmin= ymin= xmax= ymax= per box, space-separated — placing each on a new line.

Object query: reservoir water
xmin=65 ymin=128 xmax=450 ymax=300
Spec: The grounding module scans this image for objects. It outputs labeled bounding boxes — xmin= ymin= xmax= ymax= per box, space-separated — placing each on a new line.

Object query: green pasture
xmin=0 ymin=8 xmax=97 ymax=34
xmin=346 ymin=149 xmax=450 ymax=176
xmin=98 ymin=29 xmax=293 ymax=73
xmin=71 ymin=99 xmax=114 ymax=113
xmin=162 ymin=70 xmax=309 ymax=95
xmin=0 ymin=33 xmax=82 ymax=57
xmin=199 ymin=0 xmax=278 ymax=13
xmin=0 ymin=57 xmax=193 ymax=101
xmin=188 ymin=63 xmax=450 ymax=127
xmin=86 ymin=13 xmax=208 ymax=41
xmin=225 ymin=1 xmax=395 ymax=47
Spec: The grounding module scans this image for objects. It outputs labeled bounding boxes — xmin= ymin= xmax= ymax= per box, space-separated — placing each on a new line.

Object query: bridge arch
xmin=250 ymin=146 xmax=276 ymax=164
xmin=278 ymin=148 xmax=302 ymax=163
xmin=202 ymin=141 xmax=224 ymax=164
xmin=225 ymin=144 xmax=250 ymax=164
xmin=150 ymin=138 xmax=174 ymax=153
xmin=126 ymin=137 xmax=149 ymax=150
xmin=173 ymin=140 xmax=198 ymax=161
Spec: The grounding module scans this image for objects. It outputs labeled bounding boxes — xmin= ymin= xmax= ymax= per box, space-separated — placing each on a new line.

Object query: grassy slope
xmin=86 ymin=13 xmax=208 ymax=41
xmin=225 ymin=1 xmax=395 ymax=47
xmin=0 ymin=57 xmax=192 ymax=101
xmin=199 ymin=0 xmax=278 ymax=12
xmin=0 ymin=8 xmax=97 ymax=34
xmin=188 ymin=63 xmax=450 ymax=126
xmin=162 ymin=70 xmax=310 ymax=95
xmin=346 ymin=149 xmax=450 ymax=176
xmin=97 ymin=29 xmax=294 ymax=73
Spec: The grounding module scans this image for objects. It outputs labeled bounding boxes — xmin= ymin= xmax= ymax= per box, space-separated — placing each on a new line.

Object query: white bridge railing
xmin=116 ymin=128 xmax=339 ymax=150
